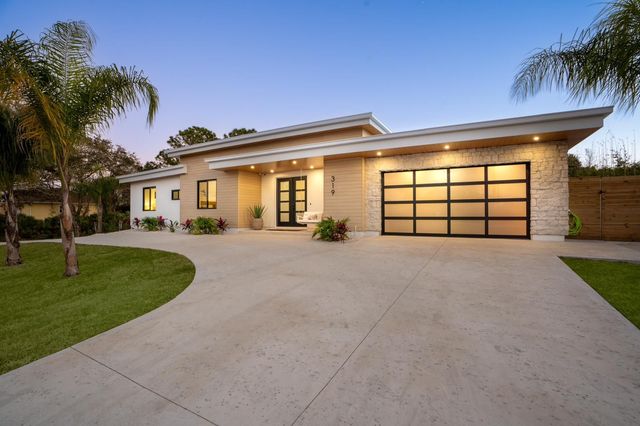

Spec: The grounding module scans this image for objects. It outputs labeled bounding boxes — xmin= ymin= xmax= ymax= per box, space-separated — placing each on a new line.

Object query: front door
xmin=277 ymin=177 xmax=307 ymax=227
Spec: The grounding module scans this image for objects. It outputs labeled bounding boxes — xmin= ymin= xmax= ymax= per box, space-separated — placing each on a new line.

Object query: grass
xmin=0 ymin=243 xmax=195 ymax=375
xmin=562 ymin=257 xmax=640 ymax=328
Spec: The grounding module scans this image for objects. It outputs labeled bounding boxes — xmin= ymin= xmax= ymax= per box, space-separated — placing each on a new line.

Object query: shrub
xmin=132 ymin=217 xmax=141 ymax=229
xmin=191 ymin=216 xmax=218 ymax=235
xmin=180 ymin=218 xmax=193 ymax=232
xmin=215 ymin=217 xmax=229 ymax=233
xmin=167 ymin=220 xmax=178 ymax=233
xmin=312 ymin=217 xmax=350 ymax=242
xmin=248 ymin=204 xmax=267 ymax=219
xmin=141 ymin=216 xmax=160 ymax=231
xmin=156 ymin=216 xmax=167 ymax=231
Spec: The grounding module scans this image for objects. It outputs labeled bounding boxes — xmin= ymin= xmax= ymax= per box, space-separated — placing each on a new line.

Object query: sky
xmin=1 ymin=0 xmax=638 ymax=164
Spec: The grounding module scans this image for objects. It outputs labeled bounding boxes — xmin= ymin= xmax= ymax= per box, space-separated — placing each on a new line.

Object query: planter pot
xmin=251 ymin=218 xmax=264 ymax=230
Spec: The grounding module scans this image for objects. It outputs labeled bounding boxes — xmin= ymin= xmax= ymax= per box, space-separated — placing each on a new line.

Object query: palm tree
xmin=0 ymin=22 xmax=158 ymax=276
xmin=0 ymin=106 xmax=35 ymax=266
xmin=511 ymin=0 xmax=640 ymax=112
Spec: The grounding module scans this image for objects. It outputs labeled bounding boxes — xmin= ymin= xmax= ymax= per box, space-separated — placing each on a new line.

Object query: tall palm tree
xmin=0 ymin=106 xmax=35 ymax=265
xmin=511 ymin=0 xmax=640 ymax=112
xmin=0 ymin=22 xmax=158 ymax=276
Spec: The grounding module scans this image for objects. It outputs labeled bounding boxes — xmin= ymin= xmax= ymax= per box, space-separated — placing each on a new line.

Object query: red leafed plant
xmin=132 ymin=217 xmax=141 ymax=229
xmin=215 ymin=217 xmax=229 ymax=233
xmin=181 ymin=219 xmax=193 ymax=232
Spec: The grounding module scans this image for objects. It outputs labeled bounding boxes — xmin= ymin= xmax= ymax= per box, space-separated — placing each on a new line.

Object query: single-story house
xmin=0 ymin=189 xmax=98 ymax=220
xmin=118 ymin=107 xmax=612 ymax=240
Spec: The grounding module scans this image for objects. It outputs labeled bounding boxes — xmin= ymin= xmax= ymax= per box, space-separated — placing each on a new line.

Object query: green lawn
xmin=0 ymin=243 xmax=195 ymax=374
xmin=563 ymin=257 xmax=640 ymax=328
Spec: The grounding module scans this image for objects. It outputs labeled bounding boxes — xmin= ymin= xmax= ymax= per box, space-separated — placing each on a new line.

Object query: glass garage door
xmin=382 ymin=163 xmax=529 ymax=238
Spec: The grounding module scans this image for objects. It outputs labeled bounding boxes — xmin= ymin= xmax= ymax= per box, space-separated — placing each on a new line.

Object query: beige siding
xmin=203 ymin=128 xmax=365 ymax=160
xmin=323 ymin=157 xmax=365 ymax=230
xmin=179 ymin=153 xmax=239 ymax=226
xmin=237 ymin=171 xmax=262 ymax=228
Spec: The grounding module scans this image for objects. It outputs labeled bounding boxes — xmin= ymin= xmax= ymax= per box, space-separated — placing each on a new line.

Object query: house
xmin=0 ymin=189 xmax=98 ymax=220
xmin=118 ymin=107 xmax=612 ymax=240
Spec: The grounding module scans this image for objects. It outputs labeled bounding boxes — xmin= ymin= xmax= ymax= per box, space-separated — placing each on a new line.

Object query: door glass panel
xmin=489 ymin=201 xmax=526 ymax=217
xmin=296 ymin=179 xmax=305 ymax=190
xmin=450 ymin=167 xmax=484 ymax=183
xmin=296 ymin=190 xmax=305 ymax=200
xmin=450 ymin=185 xmax=484 ymax=200
xmin=280 ymin=213 xmax=289 ymax=222
xmin=280 ymin=191 xmax=289 ymax=201
xmin=488 ymin=183 xmax=526 ymax=199
xmin=416 ymin=220 xmax=447 ymax=234
xmin=488 ymin=164 xmax=526 ymax=181
xmin=385 ymin=203 xmax=413 ymax=217
xmin=416 ymin=203 xmax=447 ymax=217
xmin=385 ymin=187 xmax=413 ymax=201
xmin=415 ymin=169 xmax=447 ymax=184
xmin=415 ymin=186 xmax=447 ymax=201
xmin=450 ymin=202 xmax=484 ymax=217
xmin=279 ymin=181 xmax=289 ymax=190
xmin=384 ymin=219 xmax=413 ymax=233
xmin=295 ymin=201 xmax=305 ymax=211
xmin=384 ymin=171 xmax=413 ymax=186
xmin=280 ymin=202 xmax=289 ymax=212
xmin=451 ymin=220 xmax=485 ymax=235
xmin=489 ymin=220 xmax=527 ymax=236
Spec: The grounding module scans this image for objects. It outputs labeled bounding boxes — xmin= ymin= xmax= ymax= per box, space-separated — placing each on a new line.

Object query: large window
xmin=197 ymin=179 xmax=217 ymax=209
xmin=143 ymin=187 xmax=156 ymax=211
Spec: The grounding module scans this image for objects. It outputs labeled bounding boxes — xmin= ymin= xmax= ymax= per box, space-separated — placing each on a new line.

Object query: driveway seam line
xmin=70 ymin=347 xmax=220 ymax=426
xmin=290 ymin=238 xmax=447 ymax=425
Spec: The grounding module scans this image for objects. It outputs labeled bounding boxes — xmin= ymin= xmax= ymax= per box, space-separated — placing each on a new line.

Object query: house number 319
xmin=331 ymin=175 xmax=335 ymax=196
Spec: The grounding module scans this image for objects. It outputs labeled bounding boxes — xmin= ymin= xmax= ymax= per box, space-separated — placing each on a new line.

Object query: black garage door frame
xmin=381 ymin=162 xmax=531 ymax=239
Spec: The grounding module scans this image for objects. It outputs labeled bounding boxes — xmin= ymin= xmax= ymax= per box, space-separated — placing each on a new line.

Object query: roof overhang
xmin=165 ymin=112 xmax=390 ymax=158
xmin=117 ymin=165 xmax=187 ymax=184
xmin=205 ymin=107 xmax=613 ymax=171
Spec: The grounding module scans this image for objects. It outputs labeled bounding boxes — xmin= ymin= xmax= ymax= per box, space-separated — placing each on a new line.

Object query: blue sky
xmin=1 ymin=0 xmax=637 ymax=163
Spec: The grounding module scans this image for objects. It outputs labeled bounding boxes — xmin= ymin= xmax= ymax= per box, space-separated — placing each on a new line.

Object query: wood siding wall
xmin=569 ymin=175 xmax=640 ymax=241
xmin=237 ymin=171 xmax=262 ymax=228
xmin=323 ymin=157 xmax=365 ymax=230
xmin=179 ymin=153 xmax=239 ymax=226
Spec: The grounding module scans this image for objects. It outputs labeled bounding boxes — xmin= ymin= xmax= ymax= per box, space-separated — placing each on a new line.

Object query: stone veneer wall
xmin=364 ymin=141 xmax=571 ymax=237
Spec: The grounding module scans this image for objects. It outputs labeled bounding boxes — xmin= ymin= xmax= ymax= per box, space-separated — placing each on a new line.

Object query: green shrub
xmin=312 ymin=217 xmax=350 ymax=242
xmin=191 ymin=216 xmax=218 ymax=235
xmin=248 ymin=204 xmax=267 ymax=219
xmin=141 ymin=216 xmax=160 ymax=231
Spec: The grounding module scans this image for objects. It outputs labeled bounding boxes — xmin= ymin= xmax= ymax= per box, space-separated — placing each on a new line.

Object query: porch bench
xmin=297 ymin=211 xmax=323 ymax=226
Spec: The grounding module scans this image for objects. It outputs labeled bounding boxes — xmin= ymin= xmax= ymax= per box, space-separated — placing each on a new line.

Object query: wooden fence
xmin=569 ymin=175 xmax=640 ymax=241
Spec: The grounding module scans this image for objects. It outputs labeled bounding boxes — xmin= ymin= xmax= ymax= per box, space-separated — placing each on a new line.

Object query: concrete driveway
xmin=1 ymin=231 xmax=639 ymax=425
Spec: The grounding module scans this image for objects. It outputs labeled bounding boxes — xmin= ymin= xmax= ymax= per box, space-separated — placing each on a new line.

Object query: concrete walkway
xmin=1 ymin=231 xmax=639 ymax=425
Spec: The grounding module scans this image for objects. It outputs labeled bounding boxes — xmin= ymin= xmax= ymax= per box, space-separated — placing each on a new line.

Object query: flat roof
xmin=205 ymin=107 xmax=613 ymax=170
xmin=165 ymin=112 xmax=390 ymax=158
xmin=118 ymin=165 xmax=186 ymax=184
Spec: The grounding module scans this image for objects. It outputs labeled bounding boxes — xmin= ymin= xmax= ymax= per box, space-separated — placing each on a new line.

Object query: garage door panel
xmin=382 ymin=163 xmax=529 ymax=238
xmin=385 ymin=219 xmax=414 ymax=233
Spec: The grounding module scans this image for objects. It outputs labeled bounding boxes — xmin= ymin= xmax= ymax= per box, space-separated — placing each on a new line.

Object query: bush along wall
xmin=0 ymin=212 xmax=130 ymax=241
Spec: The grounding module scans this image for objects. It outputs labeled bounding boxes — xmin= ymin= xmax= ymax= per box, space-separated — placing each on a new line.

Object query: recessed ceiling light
xmin=292 ymin=160 xmax=297 ymax=165
xmin=250 ymin=165 xmax=255 ymax=169
xmin=444 ymin=144 xmax=450 ymax=150
xmin=270 ymin=169 xmax=274 ymax=173
xmin=310 ymin=165 xmax=314 ymax=169
xmin=376 ymin=151 xmax=382 ymax=156
xmin=533 ymin=136 xmax=540 ymax=141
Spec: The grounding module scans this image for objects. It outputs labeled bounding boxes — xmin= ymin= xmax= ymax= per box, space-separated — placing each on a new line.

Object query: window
xmin=197 ymin=179 xmax=217 ymax=209
xmin=171 ymin=189 xmax=180 ymax=200
xmin=143 ymin=187 xmax=156 ymax=211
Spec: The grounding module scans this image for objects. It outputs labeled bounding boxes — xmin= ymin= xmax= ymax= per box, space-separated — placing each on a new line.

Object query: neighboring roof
xmin=205 ymin=107 xmax=613 ymax=170
xmin=165 ymin=112 xmax=391 ymax=158
xmin=117 ymin=165 xmax=187 ymax=184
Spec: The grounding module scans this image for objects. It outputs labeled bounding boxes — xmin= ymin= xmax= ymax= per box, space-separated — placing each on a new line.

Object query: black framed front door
xmin=277 ymin=176 xmax=307 ymax=227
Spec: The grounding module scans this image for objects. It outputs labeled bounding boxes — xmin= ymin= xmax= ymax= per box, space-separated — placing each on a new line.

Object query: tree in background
xmin=512 ymin=0 xmax=640 ymax=112
xmin=144 ymin=126 xmax=217 ymax=169
xmin=224 ymin=127 xmax=256 ymax=138
xmin=0 ymin=106 xmax=36 ymax=266
xmin=0 ymin=21 xmax=158 ymax=276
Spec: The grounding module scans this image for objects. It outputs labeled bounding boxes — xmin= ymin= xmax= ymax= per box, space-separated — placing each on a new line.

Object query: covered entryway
xmin=276 ymin=176 xmax=307 ymax=227
xmin=382 ymin=163 xmax=530 ymax=238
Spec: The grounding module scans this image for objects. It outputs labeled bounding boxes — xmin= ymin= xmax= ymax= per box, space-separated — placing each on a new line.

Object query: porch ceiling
xmin=228 ymin=156 xmax=324 ymax=174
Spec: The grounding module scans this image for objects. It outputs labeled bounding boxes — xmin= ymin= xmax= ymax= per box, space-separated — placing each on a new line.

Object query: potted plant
xmin=248 ymin=204 xmax=267 ymax=230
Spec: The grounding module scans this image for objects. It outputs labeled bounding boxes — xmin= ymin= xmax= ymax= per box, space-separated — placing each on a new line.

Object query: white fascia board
xmin=165 ymin=112 xmax=383 ymax=158
xmin=118 ymin=165 xmax=186 ymax=184
xmin=205 ymin=107 xmax=612 ymax=169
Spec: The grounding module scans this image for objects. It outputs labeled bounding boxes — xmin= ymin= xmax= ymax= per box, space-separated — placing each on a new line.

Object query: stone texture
xmin=365 ymin=142 xmax=571 ymax=237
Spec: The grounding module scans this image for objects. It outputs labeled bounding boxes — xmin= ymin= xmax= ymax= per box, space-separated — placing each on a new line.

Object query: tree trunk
xmin=4 ymin=189 xmax=22 ymax=266
xmin=60 ymin=177 xmax=79 ymax=276
xmin=96 ymin=193 xmax=103 ymax=233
